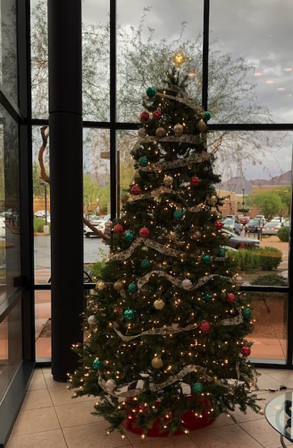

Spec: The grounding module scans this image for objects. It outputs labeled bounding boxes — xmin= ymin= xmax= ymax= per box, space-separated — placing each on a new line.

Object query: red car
xmin=239 ymin=216 xmax=250 ymax=225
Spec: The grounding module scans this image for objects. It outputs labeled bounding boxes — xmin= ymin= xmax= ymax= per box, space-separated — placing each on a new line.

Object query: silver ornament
xmin=138 ymin=128 xmax=147 ymax=138
xmin=87 ymin=315 xmax=97 ymax=325
xmin=105 ymin=379 xmax=117 ymax=391
xmin=182 ymin=279 xmax=193 ymax=290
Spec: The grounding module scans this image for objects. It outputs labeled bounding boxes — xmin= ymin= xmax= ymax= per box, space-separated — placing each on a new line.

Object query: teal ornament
xmin=138 ymin=156 xmax=148 ymax=167
xmin=202 ymin=292 xmax=212 ymax=302
xmin=204 ymin=111 xmax=211 ymax=122
xmin=192 ymin=382 xmax=203 ymax=394
xmin=141 ymin=259 xmax=151 ymax=269
xmin=102 ymin=264 xmax=108 ymax=270
xmin=217 ymin=248 xmax=225 ymax=257
xmin=201 ymin=254 xmax=211 ymax=264
xmin=173 ymin=210 xmax=184 ymax=220
xmin=242 ymin=308 xmax=251 ymax=318
xmin=146 ymin=86 xmax=156 ymax=97
xmin=128 ymin=282 xmax=137 ymax=293
xmin=124 ymin=309 xmax=135 ymax=320
xmin=125 ymin=231 xmax=135 ymax=242
xmin=93 ymin=359 xmax=103 ymax=370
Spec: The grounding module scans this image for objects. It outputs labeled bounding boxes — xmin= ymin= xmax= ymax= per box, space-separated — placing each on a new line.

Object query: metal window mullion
xmin=110 ymin=0 xmax=117 ymax=220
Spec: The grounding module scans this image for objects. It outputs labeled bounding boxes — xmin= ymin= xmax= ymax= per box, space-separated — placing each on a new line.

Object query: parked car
xmin=84 ymin=214 xmax=111 ymax=237
xmin=221 ymin=228 xmax=260 ymax=249
xmin=284 ymin=220 xmax=290 ymax=227
xmin=35 ymin=210 xmax=46 ymax=218
xmin=221 ymin=217 xmax=242 ymax=235
xmin=262 ymin=221 xmax=283 ymax=235
xmin=271 ymin=216 xmax=285 ymax=224
xmin=0 ymin=216 xmax=6 ymax=238
xmin=104 ymin=218 xmax=112 ymax=237
xmin=239 ymin=216 xmax=250 ymax=225
xmin=244 ymin=218 xmax=266 ymax=233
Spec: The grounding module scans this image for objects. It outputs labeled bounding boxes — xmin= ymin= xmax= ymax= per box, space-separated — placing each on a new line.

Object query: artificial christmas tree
xmin=69 ymin=61 xmax=260 ymax=437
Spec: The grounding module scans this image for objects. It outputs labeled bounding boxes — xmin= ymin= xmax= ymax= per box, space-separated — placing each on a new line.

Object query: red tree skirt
xmin=121 ymin=397 xmax=216 ymax=437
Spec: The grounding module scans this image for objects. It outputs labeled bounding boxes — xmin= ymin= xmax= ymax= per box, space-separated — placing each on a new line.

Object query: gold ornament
xmin=209 ymin=195 xmax=217 ymax=206
xmin=174 ymin=124 xmax=184 ymax=136
xmin=138 ymin=128 xmax=147 ymax=138
xmin=196 ymin=119 xmax=207 ymax=133
xmin=96 ymin=280 xmax=106 ymax=291
xmin=163 ymin=175 xmax=173 ymax=187
xmin=151 ymin=356 xmax=163 ymax=369
xmin=191 ymin=230 xmax=202 ymax=239
xmin=113 ymin=281 xmax=124 ymax=291
xmin=154 ymin=299 xmax=165 ymax=310
xmin=156 ymin=127 xmax=167 ymax=138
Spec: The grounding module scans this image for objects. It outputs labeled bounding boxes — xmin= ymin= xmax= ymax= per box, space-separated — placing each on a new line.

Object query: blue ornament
xmin=173 ymin=210 xmax=184 ymax=220
xmin=201 ymin=254 xmax=211 ymax=264
xmin=125 ymin=231 xmax=135 ymax=242
xmin=204 ymin=111 xmax=211 ymax=122
xmin=128 ymin=282 xmax=137 ymax=293
xmin=93 ymin=359 xmax=103 ymax=370
xmin=202 ymin=292 xmax=212 ymax=302
xmin=124 ymin=309 xmax=135 ymax=320
xmin=146 ymin=86 xmax=156 ymax=97
xmin=138 ymin=156 xmax=148 ymax=167
xmin=192 ymin=382 xmax=203 ymax=394
xmin=141 ymin=259 xmax=151 ymax=269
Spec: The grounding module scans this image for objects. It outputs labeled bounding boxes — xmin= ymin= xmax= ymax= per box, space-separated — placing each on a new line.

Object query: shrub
xmin=256 ymin=246 xmax=282 ymax=270
xmin=277 ymin=226 xmax=289 ymax=242
xmin=250 ymin=274 xmax=287 ymax=286
xmin=34 ymin=218 xmax=50 ymax=233
xmin=226 ymin=249 xmax=260 ymax=271
xmin=89 ymin=260 xmax=107 ymax=281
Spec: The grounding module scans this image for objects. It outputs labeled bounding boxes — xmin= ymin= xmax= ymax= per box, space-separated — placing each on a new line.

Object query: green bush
xmin=226 ymin=249 xmax=260 ymax=271
xmin=277 ymin=226 xmax=289 ymax=242
xmin=250 ymin=274 xmax=287 ymax=286
xmin=34 ymin=218 xmax=50 ymax=233
xmin=256 ymin=246 xmax=282 ymax=270
xmin=89 ymin=260 xmax=107 ymax=281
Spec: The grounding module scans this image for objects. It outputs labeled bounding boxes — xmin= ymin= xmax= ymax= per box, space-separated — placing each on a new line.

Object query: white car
xmin=35 ymin=210 xmax=46 ymax=218
xmin=0 ymin=216 xmax=5 ymax=237
xmin=84 ymin=214 xmax=111 ymax=237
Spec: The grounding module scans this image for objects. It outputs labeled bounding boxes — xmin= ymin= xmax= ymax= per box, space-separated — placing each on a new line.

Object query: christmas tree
xmin=69 ymin=56 xmax=260 ymax=437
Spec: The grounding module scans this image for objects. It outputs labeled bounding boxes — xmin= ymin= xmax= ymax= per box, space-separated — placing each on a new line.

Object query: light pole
xmin=40 ymin=182 xmax=48 ymax=226
xmin=242 ymin=188 xmax=245 ymax=213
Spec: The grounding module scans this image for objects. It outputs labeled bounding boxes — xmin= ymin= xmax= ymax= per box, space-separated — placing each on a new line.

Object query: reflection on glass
xmin=247 ymin=292 xmax=287 ymax=362
xmin=209 ymin=0 xmax=293 ymax=123
xmin=35 ymin=290 xmax=51 ymax=359
xmin=117 ymin=1 xmax=203 ymax=122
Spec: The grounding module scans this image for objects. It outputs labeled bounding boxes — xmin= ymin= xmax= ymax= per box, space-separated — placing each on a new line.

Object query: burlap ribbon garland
xmin=110 ymin=237 xmax=182 ymax=261
xmin=113 ymin=322 xmax=198 ymax=342
xmin=139 ymin=151 xmax=212 ymax=173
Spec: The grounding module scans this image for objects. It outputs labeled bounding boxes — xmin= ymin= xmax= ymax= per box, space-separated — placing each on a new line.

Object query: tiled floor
xmin=6 ymin=367 xmax=293 ymax=448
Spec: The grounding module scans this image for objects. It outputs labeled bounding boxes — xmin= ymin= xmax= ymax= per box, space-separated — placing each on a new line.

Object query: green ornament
xmin=124 ymin=309 xmax=135 ymax=320
xmin=201 ymin=254 xmax=211 ymax=264
xmin=128 ymin=282 xmax=137 ymax=293
xmin=204 ymin=111 xmax=211 ymax=122
xmin=93 ymin=359 xmax=103 ymax=370
xmin=173 ymin=210 xmax=184 ymax=220
xmin=138 ymin=156 xmax=148 ymax=167
xmin=217 ymin=248 xmax=225 ymax=257
xmin=146 ymin=86 xmax=156 ymax=97
xmin=192 ymin=382 xmax=203 ymax=394
xmin=202 ymin=292 xmax=212 ymax=302
xmin=242 ymin=308 xmax=251 ymax=318
xmin=141 ymin=259 xmax=151 ymax=269
xmin=125 ymin=231 xmax=135 ymax=242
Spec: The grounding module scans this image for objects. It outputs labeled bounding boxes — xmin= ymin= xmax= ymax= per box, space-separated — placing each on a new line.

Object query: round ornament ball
xmin=141 ymin=259 xmax=151 ymax=269
xmin=182 ymin=278 xmax=193 ymax=290
xmin=155 ymin=127 xmax=167 ymax=138
xmin=152 ymin=109 xmax=162 ymax=120
xmin=174 ymin=123 xmax=184 ymax=136
xmin=113 ymin=224 xmax=124 ymax=234
xmin=241 ymin=346 xmax=251 ymax=357
xmin=217 ymin=248 xmax=225 ymax=258
xmin=121 ymin=194 xmax=130 ymax=204
xmin=163 ymin=175 xmax=173 ymax=187
xmin=138 ymin=156 xmax=148 ymax=167
xmin=154 ymin=299 xmax=165 ymax=310
xmin=200 ymin=321 xmax=210 ymax=333
xmin=190 ymin=176 xmax=200 ymax=187
xmin=139 ymin=227 xmax=150 ymax=238
xmin=93 ymin=359 xmax=103 ymax=370
xmin=191 ymin=230 xmax=202 ymax=239
xmin=128 ymin=282 xmax=137 ymax=293
xmin=140 ymin=111 xmax=149 ymax=122
xmin=209 ymin=195 xmax=217 ymax=206
xmin=146 ymin=86 xmax=156 ymax=97
xmin=192 ymin=382 xmax=203 ymax=394
xmin=201 ymin=254 xmax=211 ymax=264
xmin=226 ymin=293 xmax=236 ymax=304
xmin=105 ymin=379 xmax=117 ymax=392
xmin=138 ymin=127 xmax=147 ymax=138
xmin=125 ymin=231 xmax=135 ymax=242
xmin=87 ymin=315 xmax=97 ymax=325
xmin=214 ymin=220 xmax=223 ymax=230
xmin=151 ymin=356 xmax=163 ymax=369
xmin=96 ymin=280 xmax=106 ymax=291
xmin=202 ymin=292 xmax=212 ymax=302
xmin=204 ymin=111 xmax=211 ymax=122
xmin=173 ymin=209 xmax=184 ymax=220
xmin=113 ymin=281 xmax=124 ymax=291
xmin=233 ymin=274 xmax=244 ymax=285
xmin=124 ymin=309 xmax=135 ymax=320
xmin=130 ymin=184 xmax=142 ymax=196
xmin=242 ymin=308 xmax=251 ymax=318
xmin=196 ymin=119 xmax=207 ymax=133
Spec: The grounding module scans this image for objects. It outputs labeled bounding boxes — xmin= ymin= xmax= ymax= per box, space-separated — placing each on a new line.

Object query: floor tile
xmin=131 ymin=434 xmax=200 ymax=448
xmin=188 ymin=424 xmax=263 ymax=447
xmin=21 ymin=388 xmax=53 ymax=411
xmin=54 ymin=399 xmax=104 ymax=427
xmin=6 ymin=429 xmax=67 ymax=448
xmin=28 ymin=372 xmax=47 ymax=391
xmin=240 ymin=417 xmax=287 ymax=448
xmin=48 ymin=382 xmax=95 ymax=405
xmin=11 ymin=407 xmax=60 ymax=436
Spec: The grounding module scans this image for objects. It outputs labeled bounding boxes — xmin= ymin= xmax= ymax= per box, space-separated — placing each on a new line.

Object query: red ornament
xmin=139 ymin=227 xmax=150 ymax=238
xmin=140 ymin=111 xmax=149 ymax=122
xmin=241 ymin=346 xmax=251 ymax=357
xmin=130 ymin=185 xmax=142 ymax=195
xmin=152 ymin=110 xmax=162 ymax=120
xmin=200 ymin=321 xmax=210 ymax=333
xmin=190 ymin=176 xmax=200 ymax=187
xmin=113 ymin=224 xmax=124 ymax=234
xmin=226 ymin=293 xmax=236 ymax=304
xmin=214 ymin=220 xmax=223 ymax=230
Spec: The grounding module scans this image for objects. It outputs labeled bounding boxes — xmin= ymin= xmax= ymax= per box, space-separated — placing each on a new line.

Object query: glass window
xmin=117 ymin=0 xmax=203 ymax=122
xmin=209 ymin=0 xmax=293 ymax=124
